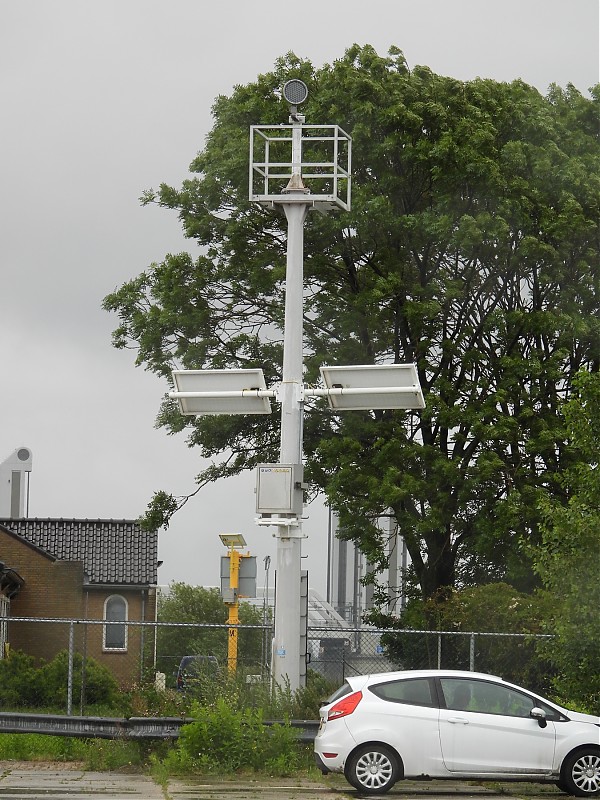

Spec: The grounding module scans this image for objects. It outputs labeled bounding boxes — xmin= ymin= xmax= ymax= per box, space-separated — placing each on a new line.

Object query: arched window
xmin=103 ymin=595 xmax=128 ymax=651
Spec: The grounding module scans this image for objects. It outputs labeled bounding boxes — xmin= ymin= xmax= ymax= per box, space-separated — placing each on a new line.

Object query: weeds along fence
xmin=1 ymin=617 xmax=554 ymax=716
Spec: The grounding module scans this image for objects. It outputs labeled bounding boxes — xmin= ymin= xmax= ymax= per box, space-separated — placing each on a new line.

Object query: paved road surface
xmin=0 ymin=763 xmax=563 ymax=799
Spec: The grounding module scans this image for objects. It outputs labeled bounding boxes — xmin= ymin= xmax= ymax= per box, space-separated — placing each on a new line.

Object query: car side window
xmin=441 ymin=678 xmax=556 ymax=718
xmin=369 ymin=677 xmax=435 ymax=707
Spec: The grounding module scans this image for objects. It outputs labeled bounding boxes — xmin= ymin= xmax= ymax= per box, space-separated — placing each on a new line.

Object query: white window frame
xmin=103 ymin=594 xmax=128 ymax=652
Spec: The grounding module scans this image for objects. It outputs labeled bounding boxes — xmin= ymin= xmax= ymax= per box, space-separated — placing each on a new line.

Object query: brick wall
xmin=0 ymin=528 xmax=157 ymax=687
xmin=0 ymin=531 xmax=85 ymax=661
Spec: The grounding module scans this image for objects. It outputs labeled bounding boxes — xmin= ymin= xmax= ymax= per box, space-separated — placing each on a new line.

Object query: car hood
xmin=565 ymin=709 xmax=600 ymax=725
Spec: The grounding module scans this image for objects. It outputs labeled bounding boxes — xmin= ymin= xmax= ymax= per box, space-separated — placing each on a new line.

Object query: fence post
xmin=437 ymin=633 xmax=442 ymax=669
xmin=67 ymin=621 xmax=74 ymax=716
xmin=469 ymin=633 xmax=475 ymax=671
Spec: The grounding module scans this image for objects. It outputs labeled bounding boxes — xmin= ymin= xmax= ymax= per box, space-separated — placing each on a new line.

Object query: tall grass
xmin=0 ymin=734 xmax=144 ymax=770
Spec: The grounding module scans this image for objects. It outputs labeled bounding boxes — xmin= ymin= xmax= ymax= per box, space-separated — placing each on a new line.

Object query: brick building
xmin=0 ymin=518 xmax=159 ymax=686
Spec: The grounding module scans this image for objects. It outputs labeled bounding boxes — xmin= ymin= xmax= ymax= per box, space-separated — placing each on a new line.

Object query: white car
xmin=314 ymin=669 xmax=600 ymax=796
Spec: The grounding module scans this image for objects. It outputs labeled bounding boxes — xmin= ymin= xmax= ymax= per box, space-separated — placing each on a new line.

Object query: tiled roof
xmin=0 ymin=519 xmax=158 ymax=586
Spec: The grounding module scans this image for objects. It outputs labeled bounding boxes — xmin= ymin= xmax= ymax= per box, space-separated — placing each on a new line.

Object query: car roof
xmin=180 ymin=654 xmax=218 ymax=665
xmin=346 ymin=669 xmax=503 ymax=685
xmin=330 ymin=670 xmax=584 ymax=720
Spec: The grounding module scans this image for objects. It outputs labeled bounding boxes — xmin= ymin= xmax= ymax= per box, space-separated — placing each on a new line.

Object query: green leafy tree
xmin=156 ymin=582 xmax=265 ymax=679
xmin=372 ymin=583 xmax=555 ymax=693
xmin=104 ymin=46 xmax=600 ymax=605
xmin=534 ymin=371 xmax=600 ymax=713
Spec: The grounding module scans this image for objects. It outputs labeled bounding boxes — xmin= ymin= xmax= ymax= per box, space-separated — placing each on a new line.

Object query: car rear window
xmin=369 ymin=677 xmax=435 ymax=707
xmin=325 ymin=681 xmax=354 ymax=705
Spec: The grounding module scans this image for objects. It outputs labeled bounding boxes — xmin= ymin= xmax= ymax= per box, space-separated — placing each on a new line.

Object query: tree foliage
xmin=104 ymin=45 xmax=600 ymax=604
xmin=156 ymin=582 xmax=265 ymax=679
xmin=371 ymin=582 xmax=555 ymax=694
xmin=533 ymin=371 xmax=600 ymax=713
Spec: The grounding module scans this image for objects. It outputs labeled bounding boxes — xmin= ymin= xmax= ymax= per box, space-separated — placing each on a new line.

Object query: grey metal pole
xmin=272 ymin=199 xmax=309 ymax=693
xmin=271 ymin=110 xmax=311 ymax=692
xmin=249 ymin=95 xmax=352 ymax=692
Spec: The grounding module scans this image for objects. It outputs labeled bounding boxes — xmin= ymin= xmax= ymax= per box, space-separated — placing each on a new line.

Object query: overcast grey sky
xmin=1 ymin=0 xmax=598 ymax=593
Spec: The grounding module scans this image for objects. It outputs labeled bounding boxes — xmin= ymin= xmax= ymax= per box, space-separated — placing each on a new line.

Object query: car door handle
xmin=447 ymin=716 xmax=469 ymax=724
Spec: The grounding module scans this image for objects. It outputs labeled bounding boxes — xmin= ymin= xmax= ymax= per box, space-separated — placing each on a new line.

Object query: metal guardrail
xmin=266 ymin=719 xmax=319 ymax=744
xmin=0 ymin=712 xmax=184 ymax=740
xmin=0 ymin=712 xmax=319 ymax=742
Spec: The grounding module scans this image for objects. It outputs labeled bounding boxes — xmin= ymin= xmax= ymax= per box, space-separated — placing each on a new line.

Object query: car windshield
xmin=181 ymin=656 xmax=217 ymax=672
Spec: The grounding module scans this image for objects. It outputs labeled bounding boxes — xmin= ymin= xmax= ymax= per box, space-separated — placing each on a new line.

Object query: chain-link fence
xmin=1 ymin=617 xmax=554 ymax=715
xmin=307 ymin=626 xmax=555 ymax=696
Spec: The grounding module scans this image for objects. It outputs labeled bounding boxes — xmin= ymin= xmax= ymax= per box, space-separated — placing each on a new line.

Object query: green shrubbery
xmin=0 ymin=656 xmax=326 ymax=777
xmin=126 ymin=665 xmax=334 ymax=721
xmin=147 ymin=670 xmax=331 ymax=778
xmin=0 ymin=651 xmax=43 ymax=707
xmin=0 ymin=650 xmax=119 ymax=711
xmin=0 ymin=646 xmax=333 ymax=723
xmin=159 ymin=698 xmax=304 ymax=776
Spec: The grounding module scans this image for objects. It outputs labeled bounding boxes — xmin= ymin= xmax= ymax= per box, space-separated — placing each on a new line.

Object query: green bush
xmin=38 ymin=650 xmax=119 ymax=709
xmin=0 ymin=651 xmax=44 ymax=707
xmin=0 ymin=733 xmax=87 ymax=762
xmin=269 ymin=671 xmax=337 ymax=719
xmin=124 ymin=684 xmax=189 ymax=718
xmin=166 ymin=697 xmax=300 ymax=775
xmin=0 ymin=649 xmax=119 ymax=711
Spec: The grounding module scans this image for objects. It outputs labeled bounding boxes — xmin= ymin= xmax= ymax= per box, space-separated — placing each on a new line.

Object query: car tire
xmin=561 ymin=748 xmax=600 ymax=797
xmin=345 ymin=743 xmax=400 ymax=795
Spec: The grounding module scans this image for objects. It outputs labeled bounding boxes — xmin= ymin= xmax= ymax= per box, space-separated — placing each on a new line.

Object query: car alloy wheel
xmin=563 ymin=749 xmax=600 ymax=797
xmin=346 ymin=743 xmax=399 ymax=795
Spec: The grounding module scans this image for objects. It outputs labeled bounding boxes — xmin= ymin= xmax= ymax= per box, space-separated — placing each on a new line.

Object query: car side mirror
xmin=530 ymin=707 xmax=547 ymax=728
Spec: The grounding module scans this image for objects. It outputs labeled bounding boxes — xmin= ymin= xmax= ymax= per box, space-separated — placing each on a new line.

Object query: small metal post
xmin=226 ymin=547 xmax=241 ymax=674
xmin=67 ymin=621 xmax=74 ymax=716
xmin=262 ymin=555 xmax=271 ymax=673
xmin=140 ymin=590 xmax=146 ymax=684
xmin=469 ymin=633 xmax=476 ymax=671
